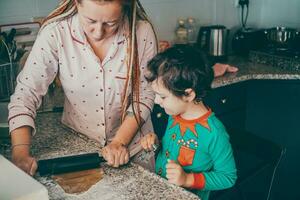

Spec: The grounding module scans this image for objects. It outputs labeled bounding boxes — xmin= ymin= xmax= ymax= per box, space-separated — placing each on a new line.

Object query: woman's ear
xmin=183 ymin=88 xmax=196 ymax=102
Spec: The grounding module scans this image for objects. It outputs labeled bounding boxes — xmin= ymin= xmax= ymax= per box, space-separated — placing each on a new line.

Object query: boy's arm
xmin=192 ymin=128 xmax=237 ymax=191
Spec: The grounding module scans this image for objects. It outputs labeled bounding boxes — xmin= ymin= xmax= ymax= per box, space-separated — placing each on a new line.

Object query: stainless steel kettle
xmin=197 ymin=25 xmax=229 ymax=59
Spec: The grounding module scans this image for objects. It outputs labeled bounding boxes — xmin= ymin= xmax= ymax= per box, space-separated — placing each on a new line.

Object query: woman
xmin=9 ymin=0 xmax=158 ymax=175
xmin=9 ymin=0 xmax=237 ymax=176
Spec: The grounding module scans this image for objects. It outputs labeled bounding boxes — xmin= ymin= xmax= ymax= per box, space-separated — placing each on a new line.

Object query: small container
xmin=186 ymin=17 xmax=197 ymax=44
xmin=175 ymin=19 xmax=188 ymax=44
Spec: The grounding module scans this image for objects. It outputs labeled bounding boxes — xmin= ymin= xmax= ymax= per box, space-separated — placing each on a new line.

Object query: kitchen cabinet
xmin=205 ymin=82 xmax=280 ymax=200
xmin=245 ymin=80 xmax=300 ymax=200
xmin=204 ymin=81 xmax=247 ymax=130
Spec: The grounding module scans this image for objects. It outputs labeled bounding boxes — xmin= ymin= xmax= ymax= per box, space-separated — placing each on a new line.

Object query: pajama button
xmin=171 ymin=134 xmax=176 ymax=140
xmin=158 ymin=168 xmax=162 ymax=175
xmin=165 ymin=150 xmax=170 ymax=158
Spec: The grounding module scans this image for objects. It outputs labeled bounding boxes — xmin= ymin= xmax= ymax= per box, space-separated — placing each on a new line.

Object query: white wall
xmin=0 ymin=0 xmax=299 ymax=41
xmin=214 ymin=0 xmax=264 ymax=28
xmin=214 ymin=0 xmax=300 ymax=29
xmin=141 ymin=0 xmax=215 ymax=41
xmin=0 ymin=0 xmax=214 ymax=41
xmin=261 ymin=0 xmax=300 ymax=28
xmin=0 ymin=0 xmax=60 ymax=25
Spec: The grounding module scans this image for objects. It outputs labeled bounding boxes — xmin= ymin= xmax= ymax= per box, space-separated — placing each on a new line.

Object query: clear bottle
xmin=175 ymin=18 xmax=188 ymax=44
xmin=186 ymin=17 xmax=196 ymax=44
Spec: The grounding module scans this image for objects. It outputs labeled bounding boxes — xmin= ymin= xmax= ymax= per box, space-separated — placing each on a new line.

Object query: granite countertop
xmin=211 ymin=56 xmax=300 ymax=88
xmin=23 ymin=112 xmax=199 ymax=200
xmin=2 ymin=56 xmax=300 ymax=199
xmin=39 ymin=56 xmax=300 ymax=112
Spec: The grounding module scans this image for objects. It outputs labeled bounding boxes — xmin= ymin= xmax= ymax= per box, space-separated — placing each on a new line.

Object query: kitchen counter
xmin=39 ymin=56 xmax=300 ymax=112
xmin=212 ymin=56 xmax=300 ymax=88
xmin=2 ymin=56 xmax=300 ymax=200
xmin=3 ymin=112 xmax=199 ymax=200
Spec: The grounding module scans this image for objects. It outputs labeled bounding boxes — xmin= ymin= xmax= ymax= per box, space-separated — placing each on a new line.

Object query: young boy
xmin=141 ymin=45 xmax=237 ymax=200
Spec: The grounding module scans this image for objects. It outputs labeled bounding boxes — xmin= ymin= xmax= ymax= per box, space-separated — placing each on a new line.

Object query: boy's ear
xmin=183 ymin=88 xmax=196 ymax=102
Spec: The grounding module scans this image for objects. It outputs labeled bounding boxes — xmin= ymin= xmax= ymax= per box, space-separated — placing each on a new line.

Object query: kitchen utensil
xmin=264 ymin=27 xmax=298 ymax=48
xmin=0 ymin=102 xmax=9 ymax=144
xmin=197 ymin=25 xmax=229 ymax=61
xmin=0 ymin=62 xmax=17 ymax=101
xmin=38 ymin=153 xmax=105 ymax=176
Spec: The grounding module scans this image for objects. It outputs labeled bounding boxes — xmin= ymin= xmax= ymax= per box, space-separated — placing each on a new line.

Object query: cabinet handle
xmin=221 ymin=98 xmax=227 ymax=104
xmin=156 ymin=113 xmax=162 ymax=118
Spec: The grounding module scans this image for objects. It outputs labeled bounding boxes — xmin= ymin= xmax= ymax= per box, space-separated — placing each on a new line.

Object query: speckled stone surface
xmin=211 ymin=56 xmax=300 ymax=88
xmin=2 ymin=56 xmax=300 ymax=200
xmin=37 ymin=56 xmax=300 ymax=110
xmin=14 ymin=112 xmax=199 ymax=200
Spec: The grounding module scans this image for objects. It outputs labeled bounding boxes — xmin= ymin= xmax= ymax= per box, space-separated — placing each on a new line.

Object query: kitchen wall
xmin=0 ymin=0 xmax=299 ymax=41
xmin=260 ymin=0 xmax=300 ymax=28
xmin=0 ymin=0 xmax=215 ymax=41
xmin=215 ymin=0 xmax=300 ymax=29
xmin=0 ymin=0 xmax=60 ymax=25
xmin=141 ymin=0 xmax=214 ymax=41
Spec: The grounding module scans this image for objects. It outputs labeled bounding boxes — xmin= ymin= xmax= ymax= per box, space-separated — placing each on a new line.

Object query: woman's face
xmin=76 ymin=0 xmax=123 ymax=42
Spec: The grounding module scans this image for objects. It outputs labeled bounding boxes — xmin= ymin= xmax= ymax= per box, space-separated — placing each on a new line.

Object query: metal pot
xmin=264 ymin=27 xmax=298 ymax=47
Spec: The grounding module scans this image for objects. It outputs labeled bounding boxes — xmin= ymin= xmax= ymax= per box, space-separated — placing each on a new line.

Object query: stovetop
xmin=249 ymin=47 xmax=300 ymax=72
xmin=256 ymin=47 xmax=300 ymax=58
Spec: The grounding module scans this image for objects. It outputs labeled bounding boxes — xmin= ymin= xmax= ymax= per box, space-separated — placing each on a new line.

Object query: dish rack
xmin=0 ymin=62 xmax=18 ymax=102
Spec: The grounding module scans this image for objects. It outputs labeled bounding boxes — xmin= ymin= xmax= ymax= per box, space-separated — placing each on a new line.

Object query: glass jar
xmin=186 ymin=17 xmax=197 ymax=44
xmin=175 ymin=19 xmax=188 ymax=44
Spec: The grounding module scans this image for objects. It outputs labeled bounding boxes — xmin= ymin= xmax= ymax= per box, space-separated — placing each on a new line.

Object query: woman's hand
xmin=141 ymin=132 xmax=159 ymax=152
xmin=12 ymin=147 xmax=38 ymax=176
xmin=101 ymin=140 xmax=129 ymax=168
xmin=11 ymin=127 xmax=37 ymax=176
xmin=166 ymin=160 xmax=194 ymax=188
xmin=213 ymin=63 xmax=238 ymax=77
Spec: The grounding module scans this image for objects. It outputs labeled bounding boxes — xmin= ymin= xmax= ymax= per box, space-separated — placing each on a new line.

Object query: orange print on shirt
xmin=170 ymin=109 xmax=212 ymax=137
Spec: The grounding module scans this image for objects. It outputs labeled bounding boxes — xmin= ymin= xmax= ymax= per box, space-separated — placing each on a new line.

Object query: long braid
xmin=41 ymin=0 xmax=77 ymax=30
xmin=121 ymin=0 xmax=158 ymax=132
xmin=121 ymin=0 xmax=137 ymax=122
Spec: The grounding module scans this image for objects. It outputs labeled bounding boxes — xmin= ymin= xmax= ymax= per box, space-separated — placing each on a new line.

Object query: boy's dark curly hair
xmin=145 ymin=44 xmax=214 ymax=102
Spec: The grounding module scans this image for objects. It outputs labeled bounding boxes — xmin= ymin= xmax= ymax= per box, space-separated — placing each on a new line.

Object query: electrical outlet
xmin=234 ymin=0 xmax=240 ymax=7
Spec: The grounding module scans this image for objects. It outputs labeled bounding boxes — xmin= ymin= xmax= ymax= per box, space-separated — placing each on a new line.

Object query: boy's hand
xmin=166 ymin=160 xmax=194 ymax=188
xmin=141 ymin=132 xmax=158 ymax=151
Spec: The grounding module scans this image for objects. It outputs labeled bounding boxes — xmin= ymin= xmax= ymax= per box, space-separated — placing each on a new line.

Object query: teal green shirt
xmin=155 ymin=110 xmax=237 ymax=200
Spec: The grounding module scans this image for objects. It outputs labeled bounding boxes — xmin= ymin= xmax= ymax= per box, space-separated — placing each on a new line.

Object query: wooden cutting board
xmin=52 ymin=168 xmax=104 ymax=194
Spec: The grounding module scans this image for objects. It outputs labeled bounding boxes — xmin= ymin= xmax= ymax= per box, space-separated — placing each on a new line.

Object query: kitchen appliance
xmin=231 ymin=0 xmax=267 ymax=56
xmin=0 ymin=154 xmax=49 ymax=200
xmin=249 ymin=48 xmax=300 ymax=71
xmin=232 ymin=28 xmax=267 ymax=56
xmin=197 ymin=25 xmax=230 ymax=61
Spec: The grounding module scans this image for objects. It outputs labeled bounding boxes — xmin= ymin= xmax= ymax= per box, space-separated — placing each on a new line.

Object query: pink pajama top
xmin=8 ymin=14 xmax=157 ymax=154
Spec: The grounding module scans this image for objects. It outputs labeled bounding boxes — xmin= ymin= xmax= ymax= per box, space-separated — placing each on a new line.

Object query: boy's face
xmin=151 ymin=78 xmax=189 ymax=116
